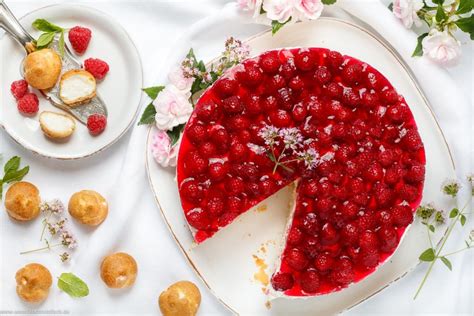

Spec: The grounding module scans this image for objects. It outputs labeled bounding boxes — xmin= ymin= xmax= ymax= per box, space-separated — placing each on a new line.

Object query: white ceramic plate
xmin=0 ymin=4 xmax=142 ymax=159
xmin=146 ymin=19 xmax=456 ymax=315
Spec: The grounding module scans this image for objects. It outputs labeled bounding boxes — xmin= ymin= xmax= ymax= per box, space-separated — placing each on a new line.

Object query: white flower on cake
xmin=151 ymin=130 xmax=179 ymax=167
xmin=263 ymin=0 xmax=295 ymax=23
xmin=237 ymin=0 xmax=263 ymax=17
xmin=422 ymin=29 xmax=462 ymax=66
xmin=294 ymin=0 xmax=324 ymax=20
xmin=392 ymin=0 xmax=423 ymax=29
xmin=168 ymin=66 xmax=194 ymax=92
xmin=154 ymin=85 xmax=193 ymax=131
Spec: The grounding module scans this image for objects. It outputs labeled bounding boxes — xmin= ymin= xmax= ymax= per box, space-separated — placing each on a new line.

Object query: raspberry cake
xmin=176 ymin=48 xmax=425 ymax=297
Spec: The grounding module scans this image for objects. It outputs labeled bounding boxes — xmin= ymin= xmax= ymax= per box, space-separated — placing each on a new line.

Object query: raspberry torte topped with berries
xmin=176 ymin=48 xmax=425 ymax=297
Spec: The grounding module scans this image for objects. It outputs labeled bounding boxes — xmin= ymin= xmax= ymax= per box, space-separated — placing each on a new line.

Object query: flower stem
xmin=442 ymin=246 xmax=472 ymax=257
xmin=20 ymin=243 xmax=61 ymax=255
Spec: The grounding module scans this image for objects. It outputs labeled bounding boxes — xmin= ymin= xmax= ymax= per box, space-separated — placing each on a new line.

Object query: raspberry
xmin=215 ymin=78 xmax=238 ymax=98
xmin=229 ymin=142 xmax=247 ymax=161
xmin=358 ymin=212 xmax=377 ymax=231
xmin=17 ymin=93 xmax=39 ymax=115
xmin=381 ymin=88 xmax=398 ymax=104
xmin=378 ymin=149 xmax=396 ymax=167
xmin=287 ymin=227 xmax=304 ymax=246
xmin=376 ymin=210 xmax=393 ymax=226
xmin=399 ymin=183 xmax=419 ymax=202
xmin=289 ymin=76 xmax=304 ymax=91
xmin=84 ymin=58 xmax=109 ymax=80
xmin=68 ymin=26 xmax=92 ymax=54
xmin=181 ymin=180 xmax=203 ymax=203
xmin=211 ymin=128 xmax=229 ymax=146
xmin=335 ymin=143 xmax=356 ymax=163
xmin=316 ymin=198 xmax=333 ymax=214
xmin=195 ymin=100 xmax=219 ymax=122
xmin=267 ymin=74 xmax=286 ymax=93
xmin=259 ymin=52 xmax=280 ymax=74
xmin=317 ymin=180 xmax=333 ymax=198
xmin=362 ymin=92 xmax=379 ymax=108
xmin=349 ymin=177 xmax=365 ymax=194
xmin=405 ymin=164 xmax=425 ymax=183
xmin=226 ymin=196 xmax=242 ymax=212
xmin=342 ymin=63 xmax=363 ymax=85
xmin=363 ymin=162 xmax=383 ymax=182
xmin=302 ymin=213 xmax=320 ymax=236
xmin=269 ymin=110 xmax=291 ymax=127
xmin=359 ymin=248 xmax=380 ymax=269
xmin=321 ymin=223 xmax=338 ymax=245
xmin=314 ymin=253 xmax=335 ymax=272
xmin=326 ymin=82 xmax=343 ymax=98
xmin=374 ymin=184 xmax=394 ymax=207
xmin=280 ymin=60 xmax=296 ymax=78
xmin=300 ymin=270 xmax=320 ymax=293
xmin=342 ymin=89 xmax=361 ymax=108
xmin=302 ymin=179 xmax=318 ymax=197
xmin=184 ymin=151 xmax=208 ymax=176
xmin=341 ymin=201 xmax=358 ymax=220
xmin=245 ymin=94 xmax=262 ymax=115
xmin=378 ymin=225 xmax=398 ymax=252
xmin=199 ymin=142 xmax=217 ymax=157
xmin=291 ymin=103 xmax=307 ymax=122
xmin=302 ymin=236 xmax=320 ymax=258
xmin=241 ymin=64 xmax=263 ymax=86
xmin=240 ymin=163 xmax=259 ymax=181
xmin=225 ymin=177 xmax=245 ymax=195
xmin=259 ymin=178 xmax=276 ymax=196
xmin=331 ymin=258 xmax=354 ymax=285
xmin=187 ymin=208 xmax=210 ymax=230
xmin=87 ymin=113 xmax=107 ymax=135
xmin=335 ymin=107 xmax=352 ymax=122
xmin=307 ymin=97 xmax=325 ymax=117
xmin=276 ymin=88 xmax=293 ymax=110
xmin=294 ymin=50 xmax=315 ymax=71
xmin=222 ymin=96 xmax=244 ymax=114
xmin=187 ymin=124 xmax=207 ymax=144
xmin=353 ymin=192 xmax=369 ymax=206
xmin=359 ymin=231 xmax=379 ymax=250
xmin=386 ymin=104 xmax=408 ymax=123
xmin=227 ymin=115 xmax=250 ymax=131
xmin=271 ymin=272 xmax=294 ymax=291
xmin=285 ymin=248 xmax=309 ymax=271
xmin=327 ymin=51 xmax=343 ymax=69
xmin=218 ymin=211 xmax=238 ymax=227
xmin=261 ymin=95 xmax=278 ymax=111
xmin=10 ymin=79 xmax=28 ymax=99
xmin=246 ymin=182 xmax=260 ymax=197
xmin=332 ymin=123 xmax=348 ymax=139
xmin=385 ymin=164 xmax=404 ymax=185
xmin=209 ymin=162 xmax=227 ymax=181
xmin=341 ymin=222 xmax=360 ymax=245
xmin=206 ymin=196 xmax=225 ymax=217
xmin=314 ymin=66 xmax=331 ymax=84
xmin=392 ymin=205 xmax=414 ymax=226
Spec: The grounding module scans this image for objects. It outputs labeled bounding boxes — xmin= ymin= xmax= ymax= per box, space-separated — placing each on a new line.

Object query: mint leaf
xmin=456 ymin=0 xmax=474 ymax=14
xmin=190 ymin=78 xmax=203 ymax=95
xmin=138 ymin=102 xmax=157 ymax=125
xmin=455 ymin=14 xmax=474 ymax=40
xmin=32 ymin=19 xmax=63 ymax=33
xmin=429 ymin=224 xmax=435 ymax=233
xmin=271 ymin=18 xmax=291 ymax=35
xmin=460 ymin=214 xmax=467 ymax=226
xmin=419 ymin=248 xmax=436 ymax=262
xmin=167 ymin=124 xmax=184 ymax=146
xmin=4 ymin=156 xmax=20 ymax=174
xmin=3 ymin=166 xmax=29 ymax=184
xmin=412 ymin=33 xmax=429 ymax=57
xmin=450 ymin=208 xmax=459 ymax=218
xmin=322 ymin=0 xmax=337 ymax=4
xmin=435 ymin=5 xmax=447 ymax=22
xmin=58 ymin=31 xmax=65 ymax=57
xmin=57 ymin=273 xmax=89 ymax=298
xmin=142 ymin=86 xmax=165 ymax=100
xmin=440 ymin=257 xmax=452 ymax=271
xmin=36 ymin=32 xmax=55 ymax=48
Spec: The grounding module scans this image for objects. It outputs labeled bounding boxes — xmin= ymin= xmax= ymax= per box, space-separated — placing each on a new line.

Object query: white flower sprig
xmin=390 ymin=0 xmax=473 ymax=66
xmin=21 ymin=199 xmax=77 ymax=263
xmin=414 ymin=174 xmax=473 ymax=299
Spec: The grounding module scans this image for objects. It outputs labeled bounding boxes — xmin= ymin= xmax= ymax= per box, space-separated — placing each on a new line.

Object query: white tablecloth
xmin=0 ymin=0 xmax=472 ymax=315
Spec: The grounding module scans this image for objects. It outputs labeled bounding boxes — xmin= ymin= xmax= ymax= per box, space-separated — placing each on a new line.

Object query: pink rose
xmin=153 ymin=84 xmax=193 ymax=131
xmin=294 ymin=0 xmax=324 ymax=20
xmin=393 ymin=0 xmax=423 ymax=29
xmin=237 ymin=0 xmax=263 ymax=17
xmin=263 ymin=0 xmax=295 ymax=23
xmin=151 ymin=130 xmax=179 ymax=167
xmin=168 ymin=66 xmax=194 ymax=91
xmin=422 ymin=29 xmax=462 ymax=67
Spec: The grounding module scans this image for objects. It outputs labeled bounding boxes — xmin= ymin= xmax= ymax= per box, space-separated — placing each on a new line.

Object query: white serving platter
xmin=146 ymin=18 xmax=455 ymax=315
xmin=0 ymin=4 xmax=143 ymax=159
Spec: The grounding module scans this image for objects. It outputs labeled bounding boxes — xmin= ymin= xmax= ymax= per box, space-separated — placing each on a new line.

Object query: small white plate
xmin=146 ymin=19 xmax=456 ymax=315
xmin=0 ymin=4 xmax=143 ymax=159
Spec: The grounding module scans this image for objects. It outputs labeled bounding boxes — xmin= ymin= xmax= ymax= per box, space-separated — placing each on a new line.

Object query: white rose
xmin=263 ymin=0 xmax=296 ymax=23
xmin=422 ymin=29 xmax=462 ymax=67
xmin=151 ymin=130 xmax=179 ymax=168
xmin=168 ymin=66 xmax=194 ymax=91
xmin=154 ymin=85 xmax=193 ymax=131
xmin=393 ymin=0 xmax=423 ymax=29
xmin=294 ymin=0 xmax=324 ymax=20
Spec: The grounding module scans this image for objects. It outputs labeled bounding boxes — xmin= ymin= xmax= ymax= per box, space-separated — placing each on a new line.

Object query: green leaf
xmin=456 ymin=0 xmax=474 ymax=14
xmin=197 ymin=60 xmax=206 ymax=72
xmin=455 ymin=14 xmax=474 ymax=40
xmin=322 ymin=0 xmax=337 ymax=4
xmin=419 ymin=248 xmax=436 ymax=262
xmin=58 ymin=31 xmax=65 ymax=57
xmin=432 ymin=0 xmax=444 ymax=4
xmin=460 ymin=214 xmax=467 ymax=226
xmin=4 ymin=156 xmax=20 ymax=174
xmin=32 ymin=19 xmax=63 ymax=33
xmin=412 ymin=33 xmax=429 ymax=57
xmin=3 ymin=166 xmax=30 ymax=184
xmin=440 ymin=256 xmax=452 ymax=271
xmin=138 ymin=102 xmax=157 ymax=126
xmin=388 ymin=2 xmax=394 ymax=11
xmin=142 ymin=86 xmax=165 ymax=100
xmin=190 ymin=78 xmax=203 ymax=95
xmin=429 ymin=224 xmax=435 ymax=232
xmin=36 ymin=32 xmax=55 ymax=48
xmin=450 ymin=208 xmax=459 ymax=218
xmin=57 ymin=273 xmax=89 ymax=298
xmin=435 ymin=5 xmax=447 ymax=22
xmin=271 ymin=19 xmax=291 ymax=35
xmin=0 ymin=180 xmax=3 ymax=200
xmin=186 ymin=48 xmax=197 ymax=63
xmin=167 ymin=124 xmax=184 ymax=146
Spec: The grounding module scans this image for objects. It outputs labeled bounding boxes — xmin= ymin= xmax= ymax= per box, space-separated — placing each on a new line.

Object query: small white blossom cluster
xmin=216 ymin=37 xmax=251 ymax=75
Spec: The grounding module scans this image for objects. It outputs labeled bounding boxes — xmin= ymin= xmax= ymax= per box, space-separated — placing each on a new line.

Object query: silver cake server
xmin=0 ymin=0 xmax=107 ymax=124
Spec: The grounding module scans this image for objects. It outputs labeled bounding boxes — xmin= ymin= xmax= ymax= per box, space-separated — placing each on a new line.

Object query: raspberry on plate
xmin=68 ymin=26 xmax=92 ymax=54
xmin=84 ymin=58 xmax=109 ymax=80
xmin=10 ymin=80 xmax=29 ymax=99
xmin=17 ymin=93 xmax=39 ymax=115
xmin=87 ymin=113 xmax=107 ymax=135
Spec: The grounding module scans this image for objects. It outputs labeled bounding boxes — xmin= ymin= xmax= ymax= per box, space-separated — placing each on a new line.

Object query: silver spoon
xmin=0 ymin=0 xmax=107 ymax=124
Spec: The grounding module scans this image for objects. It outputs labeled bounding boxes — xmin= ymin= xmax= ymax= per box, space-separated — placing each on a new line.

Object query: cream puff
xmin=15 ymin=263 xmax=52 ymax=303
xmin=59 ymin=69 xmax=96 ymax=106
xmin=159 ymin=281 xmax=201 ymax=316
xmin=24 ymin=48 xmax=62 ymax=90
xmin=4 ymin=182 xmax=41 ymax=221
xmin=100 ymin=252 xmax=138 ymax=289
xmin=39 ymin=111 xmax=76 ymax=140
xmin=68 ymin=190 xmax=108 ymax=226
